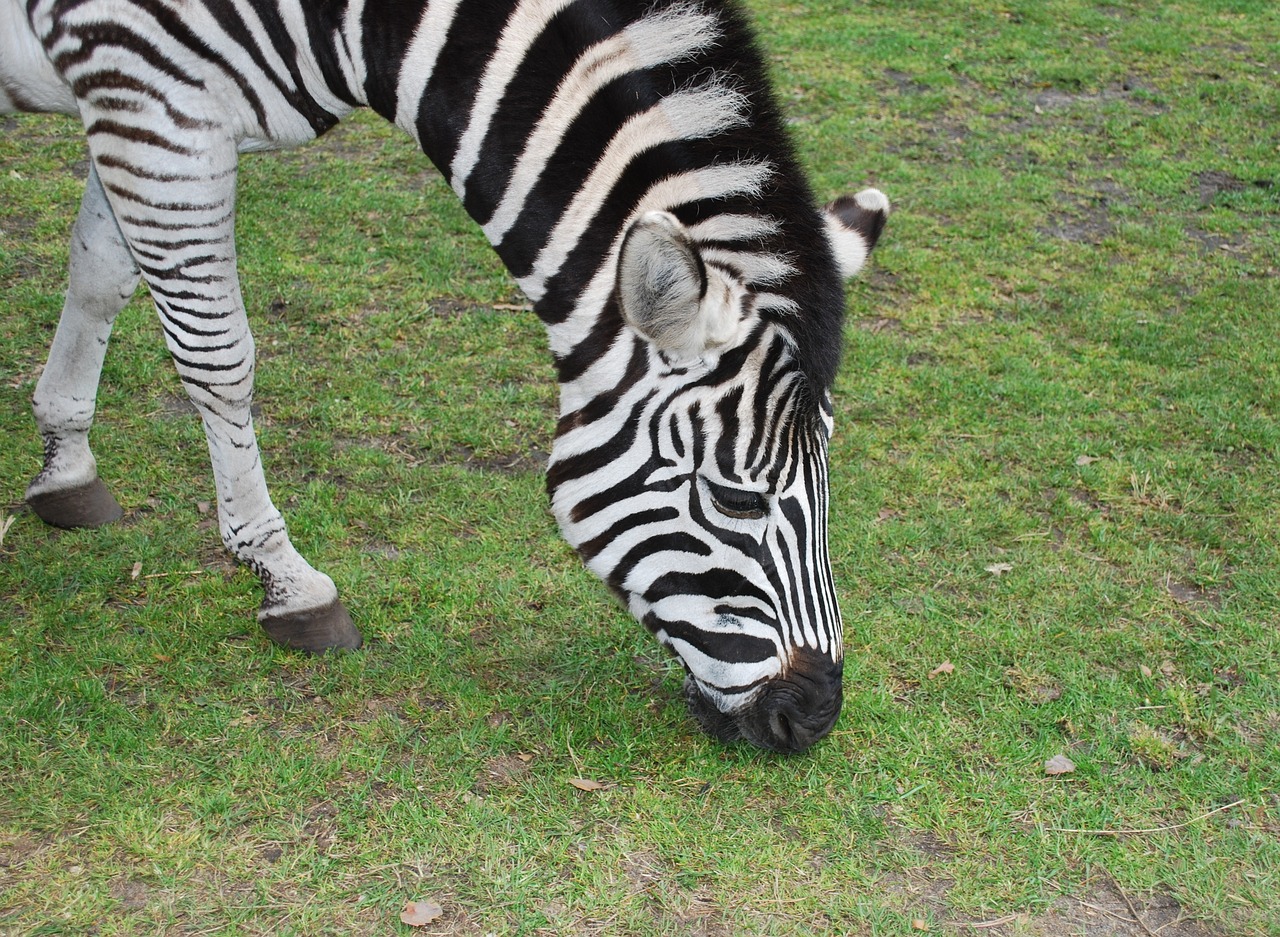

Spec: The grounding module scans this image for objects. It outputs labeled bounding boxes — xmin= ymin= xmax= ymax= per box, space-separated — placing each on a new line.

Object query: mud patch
xmin=1193 ymin=170 xmax=1255 ymax=206
xmin=453 ymin=443 xmax=548 ymax=475
xmin=1040 ymin=195 xmax=1115 ymax=244
xmin=883 ymin=69 xmax=931 ymax=95
xmin=108 ymin=875 xmax=152 ymax=911
xmin=1184 ymin=227 xmax=1250 ymax=256
xmin=1015 ymin=880 xmax=1223 ymax=936
xmin=1031 ymin=84 xmax=1164 ymax=115
xmin=853 ymin=314 xmax=905 ymax=334
xmin=1163 ymin=576 xmax=1222 ymax=609
xmin=473 ymin=753 xmax=532 ymax=794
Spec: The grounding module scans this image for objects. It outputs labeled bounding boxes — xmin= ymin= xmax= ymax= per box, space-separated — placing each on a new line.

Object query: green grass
xmin=2 ymin=1 xmax=1279 ymax=934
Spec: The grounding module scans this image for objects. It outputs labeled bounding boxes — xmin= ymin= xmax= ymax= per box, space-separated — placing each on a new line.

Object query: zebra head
xmin=547 ymin=189 xmax=888 ymax=753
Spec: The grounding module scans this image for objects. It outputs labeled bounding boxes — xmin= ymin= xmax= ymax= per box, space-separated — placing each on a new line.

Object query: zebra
xmin=2 ymin=0 xmax=888 ymax=753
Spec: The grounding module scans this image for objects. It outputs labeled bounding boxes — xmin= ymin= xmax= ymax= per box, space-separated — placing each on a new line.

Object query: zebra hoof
xmin=260 ymin=599 xmax=363 ymax=654
xmin=27 ymin=478 xmax=125 ymax=529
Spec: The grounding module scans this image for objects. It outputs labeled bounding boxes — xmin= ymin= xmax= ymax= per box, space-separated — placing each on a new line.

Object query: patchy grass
xmin=2 ymin=1 xmax=1278 ymax=934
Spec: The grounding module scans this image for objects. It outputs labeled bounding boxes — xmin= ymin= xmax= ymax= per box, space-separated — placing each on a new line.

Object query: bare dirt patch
xmin=1163 ymin=576 xmax=1223 ymax=609
xmin=1015 ymin=880 xmax=1224 ymax=936
xmin=473 ymin=754 xmax=533 ymax=795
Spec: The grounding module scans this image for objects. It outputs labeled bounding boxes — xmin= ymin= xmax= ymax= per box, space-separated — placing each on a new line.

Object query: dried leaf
xmin=516 ymin=753 xmax=535 ymax=763
xmin=927 ymin=661 xmax=955 ymax=679
xmin=912 ymin=919 xmax=929 ymax=931
xmin=0 ymin=514 xmax=15 ymax=550
xmin=1075 ymin=454 xmax=1101 ymax=466
xmin=399 ymin=899 xmax=443 ymax=927
xmin=130 ymin=561 xmax=143 ymax=580
xmin=568 ymin=777 xmax=606 ymax=792
xmin=196 ymin=501 xmax=212 ymax=515
xmin=1045 ymin=754 xmax=1076 ymax=776
xmin=1139 ymin=664 xmax=1153 ymax=678
xmin=985 ymin=562 xmax=1014 ymax=576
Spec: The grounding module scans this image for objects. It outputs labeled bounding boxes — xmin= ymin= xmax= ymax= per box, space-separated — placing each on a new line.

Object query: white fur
xmin=483 ymin=3 xmax=720 ymax=245
xmin=823 ymin=186 xmax=889 ymax=279
xmin=686 ymin=213 xmax=779 ymax=244
xmin=519 ymin=80 xmax=748 ymax=300
xmin=393 ymin=0 xmax=465 ymax=138
xmin=544 ymin=158 xmax=774 ymax=366
xmin=0 ymin=0 xmax=78 ymax=115
xmin=618 ymin=211 xmax=747 ymax=360
xmin=451 ymin=0 xmax=580 ymax=200
xmin=334 ymin=0 xmax=369 ymax=105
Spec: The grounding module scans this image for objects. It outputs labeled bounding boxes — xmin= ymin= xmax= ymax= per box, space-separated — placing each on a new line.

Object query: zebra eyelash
xmin=703 ymin=477 xmax=768 ymax=521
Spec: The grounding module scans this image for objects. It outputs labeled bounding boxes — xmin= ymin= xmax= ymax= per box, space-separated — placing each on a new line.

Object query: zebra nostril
xmin=745 ymin=654 xmax=843 ymax=753
xmin=769 ymin=709 xmax=795 ymax=748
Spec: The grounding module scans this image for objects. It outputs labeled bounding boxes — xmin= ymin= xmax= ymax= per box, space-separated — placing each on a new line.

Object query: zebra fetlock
xmin=5 ymin=0 xmax=887 ymax=752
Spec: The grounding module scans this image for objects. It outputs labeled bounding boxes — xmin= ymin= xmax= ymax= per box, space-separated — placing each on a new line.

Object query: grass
xmin=2 ymin=1 xmax=1278 ymax=934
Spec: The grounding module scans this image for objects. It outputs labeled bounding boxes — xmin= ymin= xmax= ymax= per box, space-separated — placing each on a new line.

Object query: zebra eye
xmin=704 ymin=478 xmax=768 ymax=520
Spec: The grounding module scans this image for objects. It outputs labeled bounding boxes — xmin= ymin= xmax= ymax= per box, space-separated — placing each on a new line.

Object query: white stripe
xmin=393 ymin=0 xmax=465 ymax=139
xmin=276 ymin=0 xmax=361 ymax=115
xmin=686 ymin=213 xmax=779 ymax=243
xmin=703 ymin=248 xmax=796 ymax=287
xmin=668 ymin=639 xmax=781 ymax=694
xmin=483 ymin=2 xmax=720 ymax=246
xmin=752 ymin=293 xmax=800 ymax=314
xmin=335 ymin=0 xmax=369 ymax=105
xmin=545 ymin=159 xmax=775 ymax=366
xmin=451 ymin=0 xmax=579 ymax=200
xmin=518 ymin=81 xmax=749 ymax=301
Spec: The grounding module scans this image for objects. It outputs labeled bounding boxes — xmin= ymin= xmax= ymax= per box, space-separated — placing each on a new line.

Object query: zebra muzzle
xmin=683 ymin=651 xmax=843 ymax=754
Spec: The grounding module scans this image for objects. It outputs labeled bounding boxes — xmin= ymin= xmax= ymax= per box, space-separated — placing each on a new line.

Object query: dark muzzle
xmin=685 ymin=650 xmax=843 ymax=753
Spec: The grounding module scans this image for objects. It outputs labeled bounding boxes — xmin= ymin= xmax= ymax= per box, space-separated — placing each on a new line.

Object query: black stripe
xmin=461 ymin=0 xmax=635 ymax=225
xmin=416 ymin=1 xmax=516 ymax=174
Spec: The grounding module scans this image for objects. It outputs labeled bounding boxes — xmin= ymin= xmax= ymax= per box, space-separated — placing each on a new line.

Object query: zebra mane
xmin=359 ymin=0 xmax=850 ymax=397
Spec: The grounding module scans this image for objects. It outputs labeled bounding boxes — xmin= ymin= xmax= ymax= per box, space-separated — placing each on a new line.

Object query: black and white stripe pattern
xmin=5 ymin=0 xmax=887 ymax=752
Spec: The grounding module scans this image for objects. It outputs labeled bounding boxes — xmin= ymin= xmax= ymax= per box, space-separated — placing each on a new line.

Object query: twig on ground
xmin=1077 ymin=900 xmax=1139 ymax=925
xmin=1042 ymin=799 xmax=1247 ymax=835
xmin=949 ymin=913 xmax=1021 ymax=929
xmin=1105 ymin=869 xmax=1160 ymax=937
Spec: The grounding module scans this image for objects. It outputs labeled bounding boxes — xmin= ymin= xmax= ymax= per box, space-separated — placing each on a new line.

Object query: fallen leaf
xmin=400 ymin=899 xmax=443 ymax=927
xmin=928 ymin=661 xmax=955 ymax=679
xmin=876 ymin=508 xmax=903 ymax=522
xmin=985 ymin=562 xmax=1014 ymax=576
xmin=516 ymin=753 xmax=535 ymax=763
xmin=1075 ymin=454 xmax=1101 ymax=466
xmin=568 ymin=777 xmax=606 ymax=792
xmin=130 ymin=561 xmax=143 ymax=580
xmin=0 ymin=514 xmax=15 ymax=550
xmin=912 ymin=919 xmax=929 ymax=931
xmin=1045 ymin=754 xmax=1076 ymax=776
xmin=1139 ymin=664 xmax=1153 ymax=678
xmin=196 ymin=501 xmax=211 ymax=515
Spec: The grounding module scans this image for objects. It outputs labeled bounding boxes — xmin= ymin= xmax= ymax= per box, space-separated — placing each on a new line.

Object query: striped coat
xmin=3 ymin=0 xmax=887 ymax=751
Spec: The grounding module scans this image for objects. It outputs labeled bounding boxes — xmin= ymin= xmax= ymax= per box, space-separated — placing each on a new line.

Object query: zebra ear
xmin=823 ymin=188 xmax=890 ymax=279
xmin=617 ymin=211 xmax=729 ymax=360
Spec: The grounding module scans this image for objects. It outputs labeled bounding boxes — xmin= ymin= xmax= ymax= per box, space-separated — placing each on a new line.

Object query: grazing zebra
xmin=3 ymin=0 xmax=887 ymax=752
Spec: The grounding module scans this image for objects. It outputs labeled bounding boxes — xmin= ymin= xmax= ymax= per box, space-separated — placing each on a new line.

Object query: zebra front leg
xmin=84 ymin=139 xmax=361 ymax=654
xmin=26 ymin=164 xmax=139 ymax=528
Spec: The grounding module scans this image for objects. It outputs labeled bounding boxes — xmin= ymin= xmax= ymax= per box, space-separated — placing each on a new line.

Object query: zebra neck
xmin=351 ymin=1 xmax=824 ymax=353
